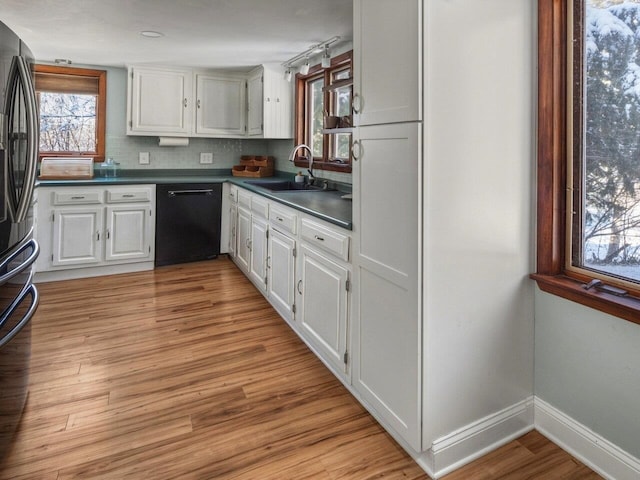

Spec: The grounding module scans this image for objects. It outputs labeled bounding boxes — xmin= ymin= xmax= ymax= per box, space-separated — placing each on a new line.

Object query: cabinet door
xmin=267 ymin=228 xmax=296 ymax=324
xmin=352 ymin=122 xmax=422 ymax=451
xmin=128 ymin=67 xmax=192 ymax=135
xmin=235 ymin=206 xmax=251 ymax=273
xmin=353 ymin=0 xmax=422 ymax=125
xmin=247 ymin=71 xmax=264 ymax=136
xmin=52 ymin=207 xmax=103 ymax=267
xmin=105 ymin=205 xmax=152 ymax=262
xmin=297 ymin=245 xmax=349 ymax=379
xmin=229 ymin=203 xmax=238 ymax=258
xmin=263 ymin=65 xmax=293 ymax=139
xmin=248 ymin=215 xmax=268 ymax=292
xmin=195 ymin=74 xmax=246 ymax=136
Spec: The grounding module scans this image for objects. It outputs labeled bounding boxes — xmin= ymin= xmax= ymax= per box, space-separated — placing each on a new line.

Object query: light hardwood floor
xmin=0 ymin=259 xmax=600 ymax=479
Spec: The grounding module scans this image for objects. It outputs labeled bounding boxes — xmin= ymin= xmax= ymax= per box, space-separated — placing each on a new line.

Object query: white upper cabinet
xmin=194 ymin=74 xmax=246 ymax=137
xmin=247 ymin=70 xmax=264 ymax=136
xmin=353 ymin=0 xmax=422 ymax=125
xmin=247 ymin=64 xmax=293 ymax=139
xmin=127 ymin=64 xmax=291 ymax=139
xmin=127 ymin=66 xmax=193 ymax=135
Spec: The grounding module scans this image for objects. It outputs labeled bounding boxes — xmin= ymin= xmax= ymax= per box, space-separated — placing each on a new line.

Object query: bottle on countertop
xmin=295 ymin=171 xmax=304 ymax=183
xmin=101 ymin=157 xmax=119 ymax=178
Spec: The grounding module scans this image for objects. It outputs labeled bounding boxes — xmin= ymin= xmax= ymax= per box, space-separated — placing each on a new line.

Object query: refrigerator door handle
xmin=0 ymin=238 xmax=39 ymax=285
xmin=9 ymin=56 xmax=38 ymax=223
xmin=0 ymin=283 xmax=38 ymax=348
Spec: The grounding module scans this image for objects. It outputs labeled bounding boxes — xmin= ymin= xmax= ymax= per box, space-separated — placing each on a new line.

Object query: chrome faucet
xmin=288 ymin=144 xmax=315 ymax=181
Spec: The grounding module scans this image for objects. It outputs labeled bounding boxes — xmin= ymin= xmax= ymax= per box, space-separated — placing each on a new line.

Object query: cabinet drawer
xmin=238 ymin=190 xmax=252 ymax=209
xmin=270 ymin=205 xmax=297 ymax=235
xmin=301 ymin=219 xmax=350 ymax=262
xmin=251 ymin=196 xmax=269 ymax=219
xmin=53 ymin=191 xmax=103 ymax=205
xmin=106 ymin=189 xmax=151 ymax=203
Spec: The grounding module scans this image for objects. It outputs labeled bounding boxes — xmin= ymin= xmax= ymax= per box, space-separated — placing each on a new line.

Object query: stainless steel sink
xmin=246 ymin=180 xmax=331 ymax=192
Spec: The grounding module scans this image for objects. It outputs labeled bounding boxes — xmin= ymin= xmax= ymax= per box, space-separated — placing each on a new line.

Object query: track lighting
xmin=282 ymin=35 xmax=340 ymax=81
xmin=321 ymin=46 xmax=331 ymax=68
xmin=300 ymin=57 xmax=310 ymax=75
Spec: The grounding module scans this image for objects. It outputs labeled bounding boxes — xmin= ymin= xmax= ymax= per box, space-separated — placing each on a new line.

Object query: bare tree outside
xmin=39 ymin=92 xmax=97 ymax=153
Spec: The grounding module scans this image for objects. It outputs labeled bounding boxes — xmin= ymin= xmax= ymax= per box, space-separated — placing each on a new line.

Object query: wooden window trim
xmin=35 ymin=64 xmax=107 ymax=162
xmin=533 ymin=0 xmax=640 ymax=325
xmin=294 ymin=51 xmax=353 ymax=173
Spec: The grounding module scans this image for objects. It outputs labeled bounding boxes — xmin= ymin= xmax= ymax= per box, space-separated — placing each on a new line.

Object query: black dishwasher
xmin=155 ymin=184 xmax=222 ymax=266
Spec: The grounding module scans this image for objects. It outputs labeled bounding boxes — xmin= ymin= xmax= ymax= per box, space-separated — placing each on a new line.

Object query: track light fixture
xmin=321 ymin=46 xmax=331 ymax=68
xmin=300 ymin=57 xmax=310 ymax=75
xmin=282 ymin=36 xmax=340 ymax=82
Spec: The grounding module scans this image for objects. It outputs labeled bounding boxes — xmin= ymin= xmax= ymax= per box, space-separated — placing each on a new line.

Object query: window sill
xmin=293 ymin=159 xmax=352 ymax=174
xmin=531 ymin=273 xmax=640 ymax=325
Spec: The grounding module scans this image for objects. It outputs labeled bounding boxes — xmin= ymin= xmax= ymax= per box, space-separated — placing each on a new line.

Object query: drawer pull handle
xmin=122 ymin=194 xmax=135 ymax=198
xmin=276 ymin=217 xmax=284 ymax=222
xmin=71 ymin=196 xmax=85 ymax=200
xmin=314 ymin=235 xmax=325 ymax=241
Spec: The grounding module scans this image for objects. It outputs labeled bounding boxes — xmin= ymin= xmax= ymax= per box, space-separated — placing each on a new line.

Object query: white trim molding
xmin=535 ymin=398 xmax=640 ymax=480
xmin=418 ymin=398 xmax=535 ymax=478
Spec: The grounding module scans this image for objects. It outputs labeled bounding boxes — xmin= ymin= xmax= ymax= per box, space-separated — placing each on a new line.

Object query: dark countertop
xmin=37 ymin=169 xmax=353 ymax=230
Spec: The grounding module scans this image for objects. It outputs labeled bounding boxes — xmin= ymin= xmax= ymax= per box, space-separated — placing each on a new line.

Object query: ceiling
xmin=0 ymin=0 xmax=353 ymax=71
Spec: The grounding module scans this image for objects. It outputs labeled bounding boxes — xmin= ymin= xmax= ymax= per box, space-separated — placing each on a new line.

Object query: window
xmin=34 ymin=65 xmax=106 ymax=162
xmin=294 ymin=51 xmax=352 ymax=173
xmin=535 ymin=0 xmax=640 ymax=324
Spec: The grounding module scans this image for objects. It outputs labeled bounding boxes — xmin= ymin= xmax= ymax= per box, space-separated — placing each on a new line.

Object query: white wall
xmin=423 ymin=0 xmax=535 ymax=444
xmin=535 ymin=290 xmax=640 ymax=459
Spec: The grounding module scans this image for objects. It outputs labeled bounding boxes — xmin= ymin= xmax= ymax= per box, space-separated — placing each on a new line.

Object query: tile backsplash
xmin=105 ymin=135 xmax=269 ymax=170
xmin=106 ymin=135 xmax=352 ymax=185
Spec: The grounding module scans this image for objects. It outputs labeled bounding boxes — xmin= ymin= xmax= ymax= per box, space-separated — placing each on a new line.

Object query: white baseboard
xmin=534 ymin=397 xmax=640 ymax=480
xmin=417 ymin=397 xmax=535 ymax=478
xmin=34 ymin=261 xmax=154 ymax=283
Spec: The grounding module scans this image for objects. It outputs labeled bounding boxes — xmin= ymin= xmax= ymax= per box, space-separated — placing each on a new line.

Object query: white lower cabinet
xmin=235 ymin=205 xmax=251 ymax=274
xmin=228 ymin=186 xmax=352 ymax=382
xmin=52 ymin=207 xmax=104 ymax=267
xmin=248 ymin=215 xmax=268 ymax=293
xmin=267 ymin=228 xmax=296 ymax=324
xmin=36 ymin=185 xmax=155 ymax=279
xmin=297 ymin=244 xmax=350 ymax=379
xmin=352 ymin=122 xmax=422 ymax=451
xmin=105 ymin=205 xmax=153 ymax=262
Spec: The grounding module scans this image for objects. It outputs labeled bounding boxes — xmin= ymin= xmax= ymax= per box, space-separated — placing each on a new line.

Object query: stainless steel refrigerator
xmin=0 ymin=20 xmax=40 ymax=461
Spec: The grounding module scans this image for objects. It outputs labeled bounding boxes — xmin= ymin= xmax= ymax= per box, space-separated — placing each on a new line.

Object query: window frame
xmin=34 ymin=64 xmax=107 ymax=162
xmin=533 ymin=0 xmax=640 ymax=325
xmin=294 ymin=50 xmax=353 ymax=173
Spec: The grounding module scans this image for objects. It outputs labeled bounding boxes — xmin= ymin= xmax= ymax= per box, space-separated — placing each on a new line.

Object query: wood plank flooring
xmin=0 ymin=259 xmax=600 ymax=479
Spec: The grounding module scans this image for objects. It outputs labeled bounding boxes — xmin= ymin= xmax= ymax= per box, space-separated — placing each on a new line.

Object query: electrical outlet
xmin=139 ymin=152 xmax=150 ymax=165
xmin=200 ymin=152 xmax=213 ymax=164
